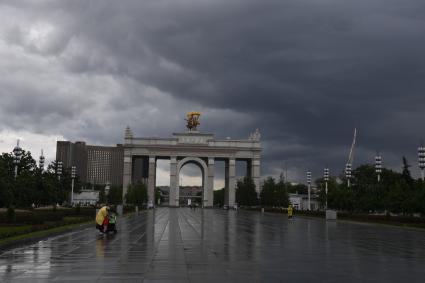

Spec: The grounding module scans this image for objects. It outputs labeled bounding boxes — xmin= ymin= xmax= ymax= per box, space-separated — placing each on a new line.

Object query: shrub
xmin=6 ymin=206 xmax=16 ymax=223
xmin=75 ymin=204 xmax=81 ymax=215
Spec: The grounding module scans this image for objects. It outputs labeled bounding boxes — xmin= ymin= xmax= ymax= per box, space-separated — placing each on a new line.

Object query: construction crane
xmin=347 ymin=128 xmax=357 ymax=165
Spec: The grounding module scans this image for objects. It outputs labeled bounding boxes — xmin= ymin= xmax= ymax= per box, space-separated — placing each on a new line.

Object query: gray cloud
xmin=1 ymin=0 xmax=425 ymax=183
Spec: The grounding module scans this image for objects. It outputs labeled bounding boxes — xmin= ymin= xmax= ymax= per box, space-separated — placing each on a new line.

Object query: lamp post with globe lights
xmin=71 ymin=166 xmax=76 ymax=205
xmin=324 ymin=168 xmax=329 ymax=209
xmin=39 ymin=150 xmax=45 ymax=171
xmin=345 ymin=163 xmax=352 ymax=187
xmin=307 ymin=171 xmax=312 ymax=210
xmin=375 ymin=154 xmax=382 ymax=182
xmin=419 ymin=145 xmax=425 ymax=181
xmin=13 ymin=140 xmax=23 ymax=179
xmin=57 ymin=161 xmax=63 ymax=181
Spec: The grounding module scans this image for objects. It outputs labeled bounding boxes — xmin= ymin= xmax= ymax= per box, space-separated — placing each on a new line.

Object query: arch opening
xmin=177 ymin=157 xmax=208 ymax=207
xmin=179 ymin=163 xmax=203 ymax=206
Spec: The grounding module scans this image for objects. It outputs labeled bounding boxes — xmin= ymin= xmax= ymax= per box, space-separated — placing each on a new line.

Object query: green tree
xmin=107 ymin=186 xmax=123 ymax=205
xmin=275 ymin=174 xmax=289 ymax=207
xmin=260 ymin=177 xmax=276 ymax=206
xmin=213 ymin=188 xmax=225 ymax=206
xmin=287 ymin=183 xmax=308 ymax=195
xmin=98 ymin=187 xmax=107 ymax=204
xmin=125 ymin=182 xmax=148 ymax=207
xmin=236 ymin=177 xmax=258 ymax=206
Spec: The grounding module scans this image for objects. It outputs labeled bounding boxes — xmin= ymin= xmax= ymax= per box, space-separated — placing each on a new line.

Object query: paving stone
xmin=0 ymin=208 xmax=425 ymax=282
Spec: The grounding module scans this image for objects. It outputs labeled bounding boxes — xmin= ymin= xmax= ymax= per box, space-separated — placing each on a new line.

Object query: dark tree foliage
xmin=236 ymin=177 xmax=258 ymax=206
xmin=213 ymin=188 xmax=225 ymax=206
xmin=107 ymin=186 xmax=123 ymax=205
xmin=99 ymin=187 xmax=107 ymax=204
xmin=287 ymin=183 xmax=308 ymax=195
xmin=0 ymin=151 xmax=83 ymax=208
xmin=260 ymin=175 xmax=289 ymax=207
xmin=125 ymin=182 xmax=148 ymax=207
xmin=314 ymin=158 xmax=425 ymax=215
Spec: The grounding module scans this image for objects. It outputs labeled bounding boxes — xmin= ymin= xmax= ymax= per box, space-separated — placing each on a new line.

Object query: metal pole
xmin=307 ymin=171 xmax=311 ymax=211
xmin=308 ymin=184 xmax=311 ymax=211
xmin=377 ymin=174 xmax=381 ymax=183
xmin=347 ymin=179 xmax=350 ymax=188
xmin=71 ymin=178 xmax=75 ymax=205
xmin=325 ymin=181 xmax=328 ymax=210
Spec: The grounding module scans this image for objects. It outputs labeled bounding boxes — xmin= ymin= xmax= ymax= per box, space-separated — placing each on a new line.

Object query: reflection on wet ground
xmin=1 ymin=208 xmax=425 ymax=282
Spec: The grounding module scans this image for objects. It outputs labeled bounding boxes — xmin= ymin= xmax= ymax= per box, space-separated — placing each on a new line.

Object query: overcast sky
xmin=1 ymin=0 xmax=424 ymax=187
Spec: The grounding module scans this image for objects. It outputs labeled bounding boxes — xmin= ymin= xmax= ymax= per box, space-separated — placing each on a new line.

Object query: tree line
xmin=0 ymin=150 xmax=123 ymax=208
xmin=317 ymin=159 xmax=425 ymax=214
xmin=2 ymin=149 xmax=424 ymax=215
xmin=223 ymin=157 xmax=425 ymax=215
xmin=0 ymin=150 xmax=77 ymax=208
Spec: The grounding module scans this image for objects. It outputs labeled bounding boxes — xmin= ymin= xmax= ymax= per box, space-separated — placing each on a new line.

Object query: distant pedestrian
xmin=287 ymin=205 xmax=293 ymax=219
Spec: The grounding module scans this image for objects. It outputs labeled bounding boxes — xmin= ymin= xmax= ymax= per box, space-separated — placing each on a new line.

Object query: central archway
xmin=177 ymin=157 xmax=208 ymax=207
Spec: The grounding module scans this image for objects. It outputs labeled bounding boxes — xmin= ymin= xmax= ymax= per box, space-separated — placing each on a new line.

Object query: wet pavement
xmin=1 ymin=208 xmax=425 ymax=282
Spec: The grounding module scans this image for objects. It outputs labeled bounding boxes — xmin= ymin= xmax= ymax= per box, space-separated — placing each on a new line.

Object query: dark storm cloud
xmin=1 ymin=0 xmax=425 ymax=182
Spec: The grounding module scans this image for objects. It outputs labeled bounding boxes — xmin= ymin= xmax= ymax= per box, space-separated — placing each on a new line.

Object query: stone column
xmin=122 ymin=151 xmax=132 ymax=203
xmin=251 ymin=158 xmax=261 ymax=195
xmin=205 ymin=158 xmax=215 ymax=207
xmin=147 ymin=156 xmax=156 ymax=208
xmin=169 ymin=156 xmax=179 ymax=207
xmin=225 ymin=158 xmax=236 ymax=207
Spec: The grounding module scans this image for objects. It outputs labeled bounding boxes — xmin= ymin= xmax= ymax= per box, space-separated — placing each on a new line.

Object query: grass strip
xmin=0 ymin=220 xmax=94 ymax=251
xmin=0 ymin=212 xmax=135 ymax=251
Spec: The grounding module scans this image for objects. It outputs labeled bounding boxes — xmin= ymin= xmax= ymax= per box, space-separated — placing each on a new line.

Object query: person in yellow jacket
xmin=287 ymin=204 xmax=293 ymax=219
xmin=96 ymin=205 xmax=110 ymax=234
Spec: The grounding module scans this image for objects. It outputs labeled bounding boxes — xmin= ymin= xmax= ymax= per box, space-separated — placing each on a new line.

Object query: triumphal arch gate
xmin=122 ymin=113 xmax=261 ymax=207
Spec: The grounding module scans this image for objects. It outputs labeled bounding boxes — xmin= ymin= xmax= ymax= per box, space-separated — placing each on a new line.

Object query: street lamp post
xmin=418 ymin=145 xmax=425 ymax=181
xmin=39 ymin=150 xmax=45 ymax=171
xmin=13 ymin=140 xmax=22 ymax=179
xmin=375 ymin=154 xmax=382 ymax=182
xmin=57 ymin=161 xmax=62 ymax=181
xmin=71 ymin=166 xmax=76 ymax=206
xmin=324 ymin=168 xmax=329 ymax=209
xmin=345 ymin=163 xmax=352 ymax=187
xmin=307 ymin=171 xmax=312 ymax=211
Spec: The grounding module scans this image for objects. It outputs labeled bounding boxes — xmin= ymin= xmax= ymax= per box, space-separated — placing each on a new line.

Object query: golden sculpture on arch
xmin=185 ymin=112 xmax=201 ymax=131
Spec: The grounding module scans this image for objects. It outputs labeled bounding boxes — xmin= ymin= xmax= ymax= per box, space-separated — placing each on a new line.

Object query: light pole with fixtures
xmin=39 ymin=150 xmax=45 ymax=171
xmin=13 ymin=140 xmax=23 ymax=179
xmin=345 ymin=163 xmax=352 ymax=187
xmin=418 ymin=145 xmax=425 ymax=181
xmin=375 ymin=154 xmax=382 ymax=182
xmin=71 ymin=166 xmax=76 ymax=205
xmin=57 ymin=161 xmax=63 ymax=181
xmin=307 ymin=171 xmax=312 ymax=210
xmin=324 ymin=168 xmax=329 ymax=209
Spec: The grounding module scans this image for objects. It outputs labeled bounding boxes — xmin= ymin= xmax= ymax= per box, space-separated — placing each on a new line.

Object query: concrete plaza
xmin=1 ymin=208 xmax=425 ymax=282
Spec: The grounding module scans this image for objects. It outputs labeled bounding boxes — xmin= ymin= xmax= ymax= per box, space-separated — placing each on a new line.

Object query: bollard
xmin=135 ymin=206 xmax=139 ymax=214
xmin=326 ymin=209 xmax=337 ymax=220
xmin=261 ymin=207 xmax=265 ymax=213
